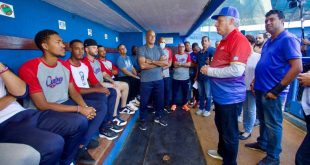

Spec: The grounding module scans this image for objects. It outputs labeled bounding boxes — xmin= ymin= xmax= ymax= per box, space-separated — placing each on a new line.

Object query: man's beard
xmin=89 ymin=52 xmax=97 ymax=57
xmin=255 ymin=42 xmax=263 ymax=47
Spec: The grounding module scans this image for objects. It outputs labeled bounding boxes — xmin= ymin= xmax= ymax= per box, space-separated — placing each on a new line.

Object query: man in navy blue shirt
xmin=245 ymin=10 xmax=302 ymax=165
xmin=188 ymin=43 xmax=199 ymax=107
xmin=196 ymin=36 xmax=213 ymax=117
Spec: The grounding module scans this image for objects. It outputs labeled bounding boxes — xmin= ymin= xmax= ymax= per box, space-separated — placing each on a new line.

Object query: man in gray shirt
xmin=171 ymin=43 xmax=191 ymax=111
xmin=138 ymin=30 xmax=168 ymax=130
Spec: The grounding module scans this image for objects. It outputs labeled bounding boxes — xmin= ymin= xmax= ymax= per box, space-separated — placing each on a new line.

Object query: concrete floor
xmin=190 ymin=108 xmax=306 ymax=165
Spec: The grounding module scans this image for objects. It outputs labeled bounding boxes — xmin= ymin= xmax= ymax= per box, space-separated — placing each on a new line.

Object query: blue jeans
xmin=0 ymin=110 xmax=88 ymax=165
xmin=256 ymin=90 xmax=284 ymax=160
xmin=187 ymin=73 xmax=195 ymax=100
xmin=164 ymin=77 xmax=172 ymax=107
xmin=140 ymin=80 xmax=164 ymax=121
xmin=214 ymin=102 xmax=242 ymax=165
xmin=198 ymin=79 xmax=211 ymax=111
xmin=172 ymin=79 xmax=189 ymax=105
xmin=242 ymin=91 xmax=256 ymax=133
xmin=82 ymin=89 xmax=117 ymax=127
xmin=104 ymin=88 xmax=117 ymax=123
xmin=295 ymin=115 xmax=310 ymax=165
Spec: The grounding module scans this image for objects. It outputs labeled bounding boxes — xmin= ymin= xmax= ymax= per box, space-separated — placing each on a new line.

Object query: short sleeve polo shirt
xmin=254 ymin=30 xmax=302 ymax=94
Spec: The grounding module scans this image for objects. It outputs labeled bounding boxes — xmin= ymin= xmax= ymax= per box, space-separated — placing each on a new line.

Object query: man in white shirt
xmin=296 ymin=71 xmax=310 ymax=164
xmin=239 ymin=35 xmax=261 ymax=140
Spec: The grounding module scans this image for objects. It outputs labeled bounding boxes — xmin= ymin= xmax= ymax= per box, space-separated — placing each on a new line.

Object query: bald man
xmin=138 ymin=30 xmax=169 ymax=130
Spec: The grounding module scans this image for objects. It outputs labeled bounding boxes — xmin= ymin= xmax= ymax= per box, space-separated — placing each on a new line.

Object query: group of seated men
xmin=0 ymin=29 xmax=140 ymax=165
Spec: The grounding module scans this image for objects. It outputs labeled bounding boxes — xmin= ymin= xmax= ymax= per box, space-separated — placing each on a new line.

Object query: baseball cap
xmin=211 ymin=6 xmax=239 ymax=20
xmin=84 ymin=39 xmax=97 ymax=47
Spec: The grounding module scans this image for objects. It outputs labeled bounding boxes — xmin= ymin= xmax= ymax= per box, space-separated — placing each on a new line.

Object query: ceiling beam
xmin=184 ymin=0 xmax=225 ymax=38
xmin=101 ymin=0 xmax=146 ymax=33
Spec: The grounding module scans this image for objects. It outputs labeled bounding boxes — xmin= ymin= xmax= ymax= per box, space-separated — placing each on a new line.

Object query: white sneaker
xmin=130 ymin=100 xmax=140 ymax=107
xmin=238 ymin=116 xmax=243 ymax=123
xmin=120 ymin=107 xmax=135 ymax=115
xmin=203 ymin=111 xmax=211 ymax=117
xmin=208 ymin=150 xmax=223 ymax=160
xmin=196 ymin=109 xmax=204 ymax=115
xmin=127 ymin=102 xmax=139 ymax=111
xmin=131 ymin=97 xmax=140 ymax=106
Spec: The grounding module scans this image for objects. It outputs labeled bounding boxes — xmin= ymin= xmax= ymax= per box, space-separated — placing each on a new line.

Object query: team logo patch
xmin=233 ymin=56 xmax=239 ymax=61
xmin=0 ymin=3 xmax=14 ymax=18
xmin=178 ymin=58 xmax=186 ymax=63
xmin=94 ymin=68 xmax=101 ymax=74
xmin=46 ymin=76 xmax=63 ymax=88
xmin=79 ymin=71 xmax=87 ymax=86
xmin=125 ymin=59 xmax=132 ymax=68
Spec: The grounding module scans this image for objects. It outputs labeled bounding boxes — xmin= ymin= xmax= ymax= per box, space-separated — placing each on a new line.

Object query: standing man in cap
xmin=138 ymin=30 xmax=169 ymax=130
xmin=200 ymin=6 xmax=251 ymax=165
xmin=245 ymin=10 xmax=302 ymax=165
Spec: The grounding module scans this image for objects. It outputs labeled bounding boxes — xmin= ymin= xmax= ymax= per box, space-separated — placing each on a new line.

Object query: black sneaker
xmin=245 ymin=142 xmax=266 ymax=152
xmin=136 ymin=95 xmax=140 ymax=101
xmin=239 ymin=132 xmax=251 ymax=140
xmin=164 ymin=107 xmax=173 ymax=114
xmin=113 ymin=116 xmax=127 ymax=126
xmin=188 ymin=100 xmax=194 ymax=106
xmin=139 ymin=121 xmax=147 ymax=131
xmin=154 ymin=118 xmax=168 ymax=127
xmin=99 ymin=128 xmax=118 ymax=140
xmin=257 ymin=156 xmax=280 ymax=165
xmin=76 ymin=147 xmax=95 ymax=165
xmin=120 ymin=107 xmax=135 ymax=115
xmin=254 ymin=120 xmax=260 ymax=127
xmin=87 ymin=139 xmax=99 ymax=149
xmin=110 ymin=123 xmax=123 ymax=133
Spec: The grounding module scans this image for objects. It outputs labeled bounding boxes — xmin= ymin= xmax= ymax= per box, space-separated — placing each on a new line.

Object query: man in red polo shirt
xmin=200 ymin=6 xmax=251 ymax=165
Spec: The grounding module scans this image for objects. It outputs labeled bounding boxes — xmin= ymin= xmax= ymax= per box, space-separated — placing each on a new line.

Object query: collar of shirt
xmin=222 ymin=28 xmax=239 ymax=42
xmin=266 ymin=30 xmax=287 ymax=46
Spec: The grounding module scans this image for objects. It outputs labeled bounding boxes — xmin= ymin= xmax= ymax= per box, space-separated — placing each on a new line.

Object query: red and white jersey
xmin=81 ymin=57 xmax=108 ymax=83
xmin=162 ymin=48 xmax=172 ymax=77
xmin=99 ymin=59 xmax=118 ymax=78
xmin=172 ymin=53 xmax=191 ymax=80
xmin=65 ymin=60 xmax=100 ymax=89
xmin=19 ymin=58 xmax=73 ymax=109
